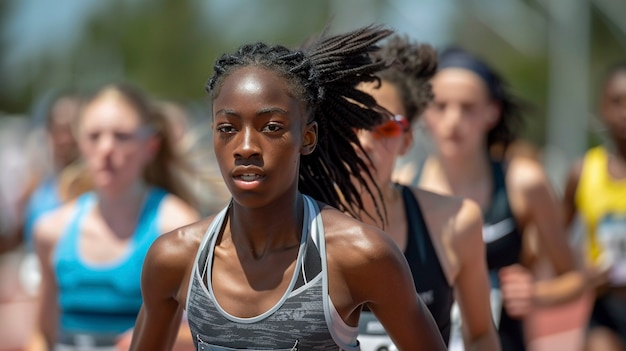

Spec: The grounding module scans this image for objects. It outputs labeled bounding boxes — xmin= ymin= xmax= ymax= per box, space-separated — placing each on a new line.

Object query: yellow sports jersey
xmin=576 ymin=146 xmax=626 ymax=284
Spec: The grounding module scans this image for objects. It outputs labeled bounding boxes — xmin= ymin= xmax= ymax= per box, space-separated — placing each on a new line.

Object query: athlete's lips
xmin=231 ymin=166 xmax=265 ymax=181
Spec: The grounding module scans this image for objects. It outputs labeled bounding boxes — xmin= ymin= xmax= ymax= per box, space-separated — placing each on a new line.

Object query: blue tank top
xmin=186 ymin=195 xmax=360 ymax=350
xmin=23 ymin=177 xmax=62 ymax=249
xmin=53 ymin=188 xmax=167 ymax=335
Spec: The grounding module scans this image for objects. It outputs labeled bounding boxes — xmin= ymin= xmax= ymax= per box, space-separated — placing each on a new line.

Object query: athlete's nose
xmin=234 ymin=126 xmax=261 ymax=160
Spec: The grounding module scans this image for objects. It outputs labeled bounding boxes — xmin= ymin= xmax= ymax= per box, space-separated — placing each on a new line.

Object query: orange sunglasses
xmin=373 ymin=114 xmax=410 ymax=139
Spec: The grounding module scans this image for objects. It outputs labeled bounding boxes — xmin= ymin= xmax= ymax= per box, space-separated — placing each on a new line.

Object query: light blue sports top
xmin=24 ymin=177 xmax=63 ymax=249
xmin=52 ymin=187 xmax=167 ymax=335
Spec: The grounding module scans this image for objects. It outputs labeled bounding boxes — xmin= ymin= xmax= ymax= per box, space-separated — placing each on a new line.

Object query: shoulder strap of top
xmin=132 ymin=187 xmax=168 ymax=244
xmin=399 ymin=184 xmax=430 ymax=262
xmin=483 ymin=161 xmax=511 ymax=223
xmin=185 ymin=199 xmax=231 ymax=312
xmin=64 ymin=193 xmax=96 ymax=243
xmin=52 ymin=193 xmax=95 ymax=263
xmin=577 ymin=146 xmax=606 ymax=195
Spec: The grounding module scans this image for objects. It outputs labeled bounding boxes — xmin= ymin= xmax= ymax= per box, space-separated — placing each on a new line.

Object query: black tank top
xmin=357 ymin=185 xmax=454 ymax=347
xmin=483 ymin=162 xmax=522 ymax=270
xmin=400 ymin=184 xmax=454 ymax=344
xmin=483 ymin=161 xmax=525 ymax=351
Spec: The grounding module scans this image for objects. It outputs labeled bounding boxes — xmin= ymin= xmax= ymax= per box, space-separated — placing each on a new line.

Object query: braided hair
xmin=206 ymin=25 xmax=393 ymax=221
xmin=372 ymin=35 xmax=438 ymax=123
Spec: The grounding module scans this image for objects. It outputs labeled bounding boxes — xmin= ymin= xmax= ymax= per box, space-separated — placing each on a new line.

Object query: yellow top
xmin=575 ymin=146 xmax=626 ymax=266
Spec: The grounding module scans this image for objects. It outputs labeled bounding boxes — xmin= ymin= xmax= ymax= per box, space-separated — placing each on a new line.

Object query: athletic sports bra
xmin=186 ymin=195 xmax=360 ymax=351
xmin=400 ymin=184 xmax=453 ymax=344
xmin=53 ymin=188 xmax=167 ymax=335
xmin=576 ymin=146 xmax=626 ymax=286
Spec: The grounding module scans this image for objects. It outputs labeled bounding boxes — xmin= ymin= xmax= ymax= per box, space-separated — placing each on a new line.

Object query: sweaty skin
xmin=130 ymin=67 xmax=446 ymax=351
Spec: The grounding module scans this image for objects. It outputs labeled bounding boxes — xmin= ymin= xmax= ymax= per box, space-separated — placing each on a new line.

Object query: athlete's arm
xmin=507 ymin=158 xmax=586 ymax=307
xmin=452 ymin=199 xmax=501 ymax=351
xmin=129 ymin=229 xmax=197 ymax=351
xmin=326 ymin=210 xmax=446 ymax=351
xmin=562 ymin=159 xmax=607 ymax=291
xmin=27 ymin=209 xmax=68 ymax=351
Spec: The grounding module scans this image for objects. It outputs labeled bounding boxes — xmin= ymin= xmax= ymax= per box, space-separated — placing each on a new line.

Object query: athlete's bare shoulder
xmin=413 ymin=187 xmax=482 ymax=242
xmin=147 ymin=215 xmax=214 ymax=270
xmin=33 ymin=198 xmax=80 ymax=253
xmin=316 ymin=202 xmax=411 ymax=303
xmin=142 ymin=215 xmax=216 ymax=303
xmin=318 ymin=203 xmax=399 ymax=265
xmin=411 ymin=187 xmax=483 ymax=283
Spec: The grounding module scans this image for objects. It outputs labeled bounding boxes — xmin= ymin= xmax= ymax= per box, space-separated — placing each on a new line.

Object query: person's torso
xmin=53 ymin=187 xmax=167 ymax=335
xmin=400 ymin=184 xmax=453 ymax=343
xmin=482 ymin=161 xmax=522 ymax=272
xmin=576 ymin=146 xmax=626 ymax=285
xmin=186 ymin=195 xmax=359 ymax=351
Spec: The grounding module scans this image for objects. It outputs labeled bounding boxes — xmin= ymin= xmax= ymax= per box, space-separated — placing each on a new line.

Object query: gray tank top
xmin=186 ymin=195 xmax=360 ymax=351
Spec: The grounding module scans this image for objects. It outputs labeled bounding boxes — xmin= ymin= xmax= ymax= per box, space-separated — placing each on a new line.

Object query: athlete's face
xmin=356 ymin=80 xmax=412 ymax=185
xmin=212 ymin=66 xmax=317 ymax=209
xmin=601 ymin=71 xmax=626 ymax=146
xmin=78 ymin=91 xmax=159 ymax=192
xmin=424 ymin=68 xmax=499 ymax=160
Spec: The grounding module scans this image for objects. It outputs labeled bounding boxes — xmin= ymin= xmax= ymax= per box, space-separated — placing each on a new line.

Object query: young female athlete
xmin=30 ymin=83 xmax=200 ymax=350
xmin=417 ymin=47 xmax=585 ymax=351
xmin=129 ymin=25 xmax=446 ymax=351
xmin=353 ymin=35 xmax=500 ymax=350
xmin=563 ymin=62 xmax=626 ymax=351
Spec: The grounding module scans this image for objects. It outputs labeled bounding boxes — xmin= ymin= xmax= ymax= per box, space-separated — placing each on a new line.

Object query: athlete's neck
xmin=94 ymin=182 xmax=149 ymax=238
xmin=228 ymin=193 xmax=304 ymax=260
xmin=431 ymin=150 xmax=492 ymax=189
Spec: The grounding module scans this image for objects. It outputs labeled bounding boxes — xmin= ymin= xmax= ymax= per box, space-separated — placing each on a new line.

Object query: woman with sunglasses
xmin=354 ymin=35 xmax=499 ymax=351
xmin=417 ymin=47 xmax=586 ymax=351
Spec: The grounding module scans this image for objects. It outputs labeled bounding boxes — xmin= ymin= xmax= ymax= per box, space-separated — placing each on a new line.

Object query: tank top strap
xmin=131 ymin=187 xmax=168 ymax=245
xmin=54 ymin=193 xmax=96 ymax=261
xmin=483 ymin=161 xmax=510 ymax=224
xmin=186 ymin=199 xmax=231 ymax=312
xmin=398 ymin=184 xmax=430 ymax=262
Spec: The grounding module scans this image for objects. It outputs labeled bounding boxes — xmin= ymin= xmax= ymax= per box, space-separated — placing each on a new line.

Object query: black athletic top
xmin=357 ymin=185 xmax=454 ymax=346
xmin=400 ymin=184 xmax=454 ymax=344
xmin=483 ymin=161 xmax=525 ymax=351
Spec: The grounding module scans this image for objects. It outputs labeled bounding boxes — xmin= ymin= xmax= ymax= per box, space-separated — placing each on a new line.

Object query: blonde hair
xmin=60 ymin=83 xmax=199 ymax=209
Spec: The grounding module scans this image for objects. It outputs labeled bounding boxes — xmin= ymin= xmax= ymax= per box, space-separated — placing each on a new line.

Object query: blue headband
xmin=438 ymin=48 xmax=500 ymax=100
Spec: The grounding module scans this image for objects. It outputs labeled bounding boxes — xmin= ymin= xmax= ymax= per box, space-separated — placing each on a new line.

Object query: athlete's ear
xmin=301 ymin=121 xmax=317 ymax=156
xmin=486 ymin=102 xmax=501 ymax=129
xmin=398 ymin=129 xmax=414 ymax=156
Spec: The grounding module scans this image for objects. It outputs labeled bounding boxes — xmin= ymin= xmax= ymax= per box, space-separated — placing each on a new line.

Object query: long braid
xmin=206 ymin=25 xmax=393 ymax=221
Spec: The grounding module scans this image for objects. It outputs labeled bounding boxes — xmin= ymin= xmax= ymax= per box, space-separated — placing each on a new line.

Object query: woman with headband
xmin=417 ymin=47 xmax=586 ymax=351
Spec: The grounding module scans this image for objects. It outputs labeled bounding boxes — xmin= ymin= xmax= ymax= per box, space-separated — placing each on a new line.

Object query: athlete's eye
xmin=216 ymin=124 xmax=237 ymax=134
xmin=261 ymin=123 xmax=283 ymax=133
